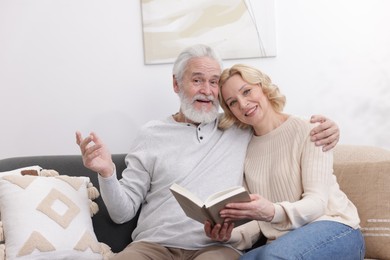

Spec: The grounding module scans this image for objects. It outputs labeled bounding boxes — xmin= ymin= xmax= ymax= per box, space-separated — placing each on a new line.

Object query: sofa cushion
xmin=334 ymin=160 xmax=390 ymax=260
xmin=0 ymin=169 xmax=112 ymax=260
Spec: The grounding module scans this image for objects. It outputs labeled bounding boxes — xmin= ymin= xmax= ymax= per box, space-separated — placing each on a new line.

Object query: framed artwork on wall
xmin=140 ymin=0 xmax=276 ymax=64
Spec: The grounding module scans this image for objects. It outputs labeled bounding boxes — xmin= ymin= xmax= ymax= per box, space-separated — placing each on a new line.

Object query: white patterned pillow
xmin=0 ymin=170 xmax=112 ymax=260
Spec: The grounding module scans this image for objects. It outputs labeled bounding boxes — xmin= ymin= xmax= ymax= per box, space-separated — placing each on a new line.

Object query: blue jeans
xmin=240 ymin=221 xmax=365 ymax=260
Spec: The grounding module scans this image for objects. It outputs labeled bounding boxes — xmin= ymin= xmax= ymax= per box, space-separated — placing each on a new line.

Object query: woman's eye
xmin=243 ymin=89 xmax=251 ymax=95
xmin=228 ymin=100 xmax=237 ymax=107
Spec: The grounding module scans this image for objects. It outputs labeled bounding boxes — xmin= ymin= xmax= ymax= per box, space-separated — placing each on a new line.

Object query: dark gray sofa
xmin=0 ymin=154 xmax=138 ymax=254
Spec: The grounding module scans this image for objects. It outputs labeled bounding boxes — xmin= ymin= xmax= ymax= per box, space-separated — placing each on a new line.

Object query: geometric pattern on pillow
xmin=55 ymin=176 xmax=84 ymax=190
xmin=18 ymin=231 xmax=55 ymax=256
xmin=0 ymin=173 xmax=105 ymax=260
xmin=1 ymin=175 xmax=35 ymax=189
xmin=36 ymin=188 xmax=80 ymax=229
xmin=74 ymin=231 xmax=102 ymax=253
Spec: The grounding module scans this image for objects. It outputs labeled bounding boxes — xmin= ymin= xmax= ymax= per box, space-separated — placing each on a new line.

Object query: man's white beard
xmin=178 ymin=91 xmax=219 ymax=124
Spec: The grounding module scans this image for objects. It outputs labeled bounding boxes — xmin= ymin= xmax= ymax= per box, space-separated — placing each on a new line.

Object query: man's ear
xmin=173 ymin=75 xmax=180 ymax=93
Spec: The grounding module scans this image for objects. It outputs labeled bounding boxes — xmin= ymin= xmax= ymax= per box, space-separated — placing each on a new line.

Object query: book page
xmin=204 ymin=188 xmax=251 ymax=226
xmin=204 ymin=186 xmax=246 ymax=207
xmin=170 ymin=183 xmax=203 ymax=206
xmin=170 ymin=183 xmax=207 ymax=224
xmin=170 ymin=183 xmax=251 ymax=227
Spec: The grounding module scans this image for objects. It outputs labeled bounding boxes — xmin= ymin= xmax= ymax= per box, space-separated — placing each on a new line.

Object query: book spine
xmin=201 ymin=206 xmax=217 ymax=226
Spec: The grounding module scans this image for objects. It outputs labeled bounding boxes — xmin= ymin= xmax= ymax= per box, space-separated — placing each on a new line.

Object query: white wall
xmin=1 ymin=0 xmax=389 ymax=159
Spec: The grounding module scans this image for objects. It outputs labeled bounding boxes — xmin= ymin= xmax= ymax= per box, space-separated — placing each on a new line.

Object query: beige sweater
xmin=244 ymin=115 xmax=360 ymax=241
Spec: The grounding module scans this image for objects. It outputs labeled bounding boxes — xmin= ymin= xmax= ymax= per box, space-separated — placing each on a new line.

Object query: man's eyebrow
xmin=190 ymin=72 xmax=220 ymax=79
xmin=191 ymin=72 xmax=204 ymax=77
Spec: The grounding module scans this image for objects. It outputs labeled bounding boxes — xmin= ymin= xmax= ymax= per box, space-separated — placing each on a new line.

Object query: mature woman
xmin=216 ymin=64 xmax=365 ymax=259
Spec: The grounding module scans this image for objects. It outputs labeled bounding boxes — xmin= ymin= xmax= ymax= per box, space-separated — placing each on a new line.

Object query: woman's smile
xmin=244 ymin=105 xmax=258 ymax=117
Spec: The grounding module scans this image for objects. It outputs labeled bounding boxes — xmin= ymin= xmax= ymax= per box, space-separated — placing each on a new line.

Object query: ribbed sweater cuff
xmin=271 ymin=204 xmax=285 ymax=224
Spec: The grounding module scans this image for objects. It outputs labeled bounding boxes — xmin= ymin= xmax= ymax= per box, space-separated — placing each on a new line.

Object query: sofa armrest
xmin=334 ymin=145 xmax=390 ymax=260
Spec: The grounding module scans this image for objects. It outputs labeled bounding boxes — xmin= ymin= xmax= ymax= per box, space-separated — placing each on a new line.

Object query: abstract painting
xmin=141 ymin=0 xmax=276 ymax=64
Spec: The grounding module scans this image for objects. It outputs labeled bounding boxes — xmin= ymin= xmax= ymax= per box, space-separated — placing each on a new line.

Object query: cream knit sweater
xmin=244 ymin=115 xmax=360 ymax=241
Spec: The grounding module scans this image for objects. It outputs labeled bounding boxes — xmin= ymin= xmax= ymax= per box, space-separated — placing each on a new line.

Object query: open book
xmin=170 ymin=183 xmax=251 ymax=227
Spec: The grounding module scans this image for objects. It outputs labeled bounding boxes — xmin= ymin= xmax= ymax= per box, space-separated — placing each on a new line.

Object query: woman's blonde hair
xmin=218 ymin=64 xmax=286 ymax=130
